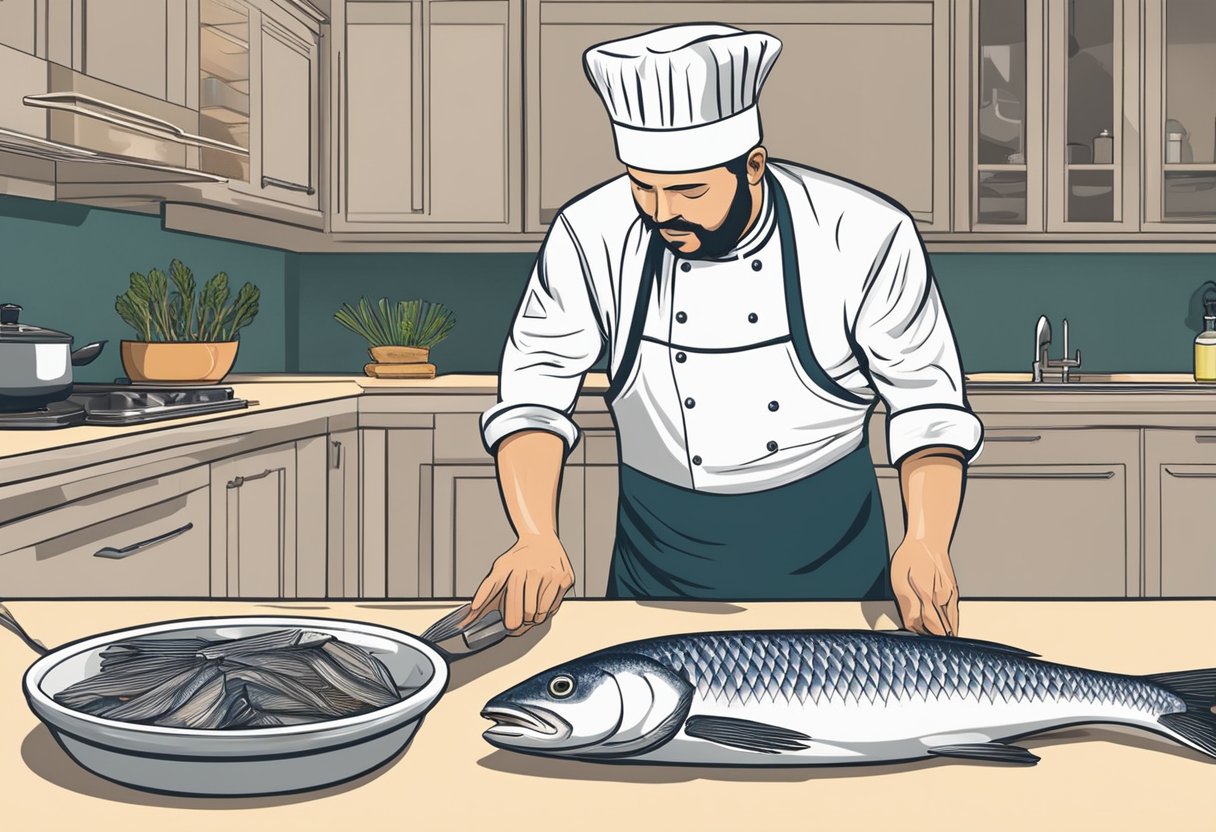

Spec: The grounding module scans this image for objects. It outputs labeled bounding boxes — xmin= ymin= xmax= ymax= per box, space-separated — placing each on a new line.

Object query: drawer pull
xmin=985 ymin=434 xmax=1042 ymax=442
xmin=228 ymin=468 xmax=275 ymax=489
xmin=94 ymin=522 xmax=194 ymax=559
xmin=1194 ymin=435 xmax=1216 ymax=443
xmin=968 ymin=471 xmax=1116 ymax=480
xmin=1164 ymin=467 xmax=1216 ymax=478
xmin=262 ymin=175 xmax=315 ymax=195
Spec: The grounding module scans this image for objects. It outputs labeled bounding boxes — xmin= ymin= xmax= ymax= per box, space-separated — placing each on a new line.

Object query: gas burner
xmin=0 ymin=399 xmax=87 ymax=429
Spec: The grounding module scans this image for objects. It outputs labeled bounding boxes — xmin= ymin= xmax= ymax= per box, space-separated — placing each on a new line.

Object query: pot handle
xmin=71 ymin=340 xmax=107 ymax=366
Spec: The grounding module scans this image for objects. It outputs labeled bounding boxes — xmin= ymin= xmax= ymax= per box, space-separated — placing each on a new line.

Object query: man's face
xmin=627 ymin=161 xmax=754 ymax=259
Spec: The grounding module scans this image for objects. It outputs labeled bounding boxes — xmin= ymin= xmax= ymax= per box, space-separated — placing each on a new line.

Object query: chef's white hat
xmin=583 ymin=24 xmax=782 ymax=172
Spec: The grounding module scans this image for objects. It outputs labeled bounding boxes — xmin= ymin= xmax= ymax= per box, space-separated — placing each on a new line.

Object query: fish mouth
xmin=481 ymin=705 xmax=567 ymax=741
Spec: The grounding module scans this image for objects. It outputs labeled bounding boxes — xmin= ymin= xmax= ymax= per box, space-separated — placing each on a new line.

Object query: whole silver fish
xmin=481 ymin=630 xmax=1216 ymax=766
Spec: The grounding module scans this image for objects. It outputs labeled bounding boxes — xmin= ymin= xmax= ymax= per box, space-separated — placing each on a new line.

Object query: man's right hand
xmin=461 ymin=535 xmax=575 ymax=634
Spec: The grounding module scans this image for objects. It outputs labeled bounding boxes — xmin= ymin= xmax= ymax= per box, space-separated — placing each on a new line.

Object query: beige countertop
xmin=4 ymin=370 xmax=1216 ymax=464
xmin=1 ymin=599 xmax=1214 ymax=829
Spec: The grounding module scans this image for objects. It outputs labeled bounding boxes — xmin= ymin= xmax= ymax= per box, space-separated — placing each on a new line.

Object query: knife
xmin=419 ymin=603 xmax=509 ymax=659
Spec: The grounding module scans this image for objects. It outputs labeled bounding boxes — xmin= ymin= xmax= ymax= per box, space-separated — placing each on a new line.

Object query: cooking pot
xmin=0 ymin=303 xmax=106 ymax=411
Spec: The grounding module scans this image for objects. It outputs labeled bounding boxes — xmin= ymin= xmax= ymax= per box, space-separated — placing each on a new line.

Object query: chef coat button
xmin=751 ymin=260 xmax=763 ymax=271
xmin=748 ymin=312 xmax=758 ymax=323
xmin=768 ymin=400 xmax=779 ymax=411
xmin=675 ymin=311 xmax=687 ymax=323
xmin=675 ymin=352 xmax=687 ymax=363
xmin=766 ymin=440 xmax=778 ymax=452
xmin=684 ymin=397 xmax=696 ymax=409
xmin=692 ymin=455 xmax=702 ymax=465
xmin=680 ymin=262 xmax=692 ymax=273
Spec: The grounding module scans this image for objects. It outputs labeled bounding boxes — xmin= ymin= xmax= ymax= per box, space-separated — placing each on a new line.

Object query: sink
xmin=964 ymin=372 xmax=1216 ymax=393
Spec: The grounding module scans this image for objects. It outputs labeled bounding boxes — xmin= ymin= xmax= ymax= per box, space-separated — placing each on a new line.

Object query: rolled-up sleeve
xmin=480 ymin=214 xmax=605 ymax=456
xmin=852 ymin=215 xmax=984 ymax=467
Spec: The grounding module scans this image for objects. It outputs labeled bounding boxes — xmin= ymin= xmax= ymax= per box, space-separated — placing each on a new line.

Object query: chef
xmin=463 ymin=24 xmax=984 ymax=637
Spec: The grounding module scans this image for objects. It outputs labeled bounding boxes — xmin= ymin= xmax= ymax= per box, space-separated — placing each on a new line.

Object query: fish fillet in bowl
xmin=22 ymin=616 xmax=448 ymax=797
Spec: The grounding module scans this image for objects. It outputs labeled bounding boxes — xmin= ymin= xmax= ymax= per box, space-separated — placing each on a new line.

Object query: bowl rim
xmin=22 ymin=615 xmax=449 ymax=739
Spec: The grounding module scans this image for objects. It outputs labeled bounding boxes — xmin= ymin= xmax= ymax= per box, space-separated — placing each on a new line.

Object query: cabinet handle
xmin=967 ymin=471 xmax=1116 ymax=480
xmin=1193 ymin=435 xmax=1216 ymax=443
xmin=227 ymin=468 xmax=275 ymax=489
xmin=94 ymin=522 xmax=194 ymax=559
xmin=984 ymin=434 xmax=1042 ymax=442
xmin=23 ymin=92 xmax=249 ymax=156
xmin=330 ymin=440 xmax=343 ymax=469
xmin=1164 ymin=467 xmax=1216 ymax=478
xmin=336 ymin=50 xmax=343 ymax=215
xmin=262 ymin=175 xmax=315 ymax=195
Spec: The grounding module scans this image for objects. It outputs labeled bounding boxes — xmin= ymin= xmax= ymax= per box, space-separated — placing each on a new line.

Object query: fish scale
xmin=637 ymin=632 xmax=1181 ymax=715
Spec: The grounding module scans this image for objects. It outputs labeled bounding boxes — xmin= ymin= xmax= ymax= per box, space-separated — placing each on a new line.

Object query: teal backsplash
xmin=3 ymin=195 xmax=1215 ymax=378
xmin=0 ymin=196 xmax=287 ymax=383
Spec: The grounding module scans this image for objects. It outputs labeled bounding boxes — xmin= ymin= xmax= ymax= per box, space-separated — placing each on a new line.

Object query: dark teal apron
xmin=603 ymin=172 xmax=891 ymax=601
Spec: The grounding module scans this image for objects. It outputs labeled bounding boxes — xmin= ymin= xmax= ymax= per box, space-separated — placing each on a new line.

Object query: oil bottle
xmin=1195 ymin=297 xmax=1216 ymax=382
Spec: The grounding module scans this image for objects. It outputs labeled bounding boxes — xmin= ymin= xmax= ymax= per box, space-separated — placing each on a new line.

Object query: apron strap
xmin=606 ymin=229 xmax=665 ymax=404
xmin=772 ymin=171 xmax=872 ymax=407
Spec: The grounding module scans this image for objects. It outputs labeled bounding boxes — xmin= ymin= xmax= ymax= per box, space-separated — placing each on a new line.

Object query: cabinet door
xmin=0 ymin=0 xmax=40 ymax=56
xmin=72 ymin=0 xmax=191 ymax=105
xmin=946 ymin=464 xmax=1130 ymax=597
xmin=0 ymin=43 xmax=49 ymax=140
xmin=429 ymin=465 xmax=585 ymax=598
xmin=582 ymin=430 xmax=619 ymax=598
xmin=0 ymin=468 xmax=210 ymax=599
xmin=252 ymin=11 xmax=319 ymax=209
xmin=210 ymin=444 xmax=297 ymax=598
xmin=526 ymin=0 xmax=951 ymax=232
xmin=357 ymin=427 xmax=435 ymax=598
xmin=1145 ymin=430 xmax=1216 ymax=596
xmin=331 ymin=0 xmax=520 ymax=232
xmin=327 ymin=428 xmax=360 ymax=598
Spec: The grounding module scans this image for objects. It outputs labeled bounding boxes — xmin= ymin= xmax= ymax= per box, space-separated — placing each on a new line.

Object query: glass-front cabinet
xmin=970 ymin=0 xmax=1042 ymax=230
xmin=1047 ymin=0 xmax=1139 ymax=230
xmin=965 ymin=0 xmax=1139 ymax=233
xmin=1145 ymin=0 xmax=1216 ymax=229
xmin=199 ymin=0 xmax=253 ymax=183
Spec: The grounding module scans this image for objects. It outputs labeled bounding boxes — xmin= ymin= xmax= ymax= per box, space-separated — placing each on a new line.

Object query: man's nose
xmin=654 ymin=190 xmax=680 ymax=224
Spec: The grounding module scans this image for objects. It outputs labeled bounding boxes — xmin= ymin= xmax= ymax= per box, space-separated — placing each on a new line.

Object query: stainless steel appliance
xmin=0 ymin=382 xmax=249 ymax=429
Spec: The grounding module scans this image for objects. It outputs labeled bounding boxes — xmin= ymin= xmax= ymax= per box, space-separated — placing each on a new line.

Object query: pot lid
xmin=0 ymin=304 xmax=73 ymax=344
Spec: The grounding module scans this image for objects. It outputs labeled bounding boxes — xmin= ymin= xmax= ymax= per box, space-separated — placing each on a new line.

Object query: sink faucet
xmin=1032 ymin=315 xmax=1082 ymax=382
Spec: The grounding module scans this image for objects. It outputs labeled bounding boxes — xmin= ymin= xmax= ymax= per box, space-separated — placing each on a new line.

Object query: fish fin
xmin=927 ymin=743 xmax=1039 ymax=765
xmin=683 ymin=715 xmax=811 ymax=754
xmin=1148 ymin=668 xmax=1216 ymax=758
xmin=887 ymin=630 xmax=1039 ymax=657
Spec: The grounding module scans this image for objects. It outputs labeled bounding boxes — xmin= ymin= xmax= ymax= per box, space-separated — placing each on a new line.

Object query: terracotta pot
xmin=369 ymin=345 xmax=430 ymax=364
xmin=120 ymin=341 xmax=239 ymax=384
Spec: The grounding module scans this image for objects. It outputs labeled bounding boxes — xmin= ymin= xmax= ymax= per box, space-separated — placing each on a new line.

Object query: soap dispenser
xmin=1195 ymin=296 xmax=1216 ymax=382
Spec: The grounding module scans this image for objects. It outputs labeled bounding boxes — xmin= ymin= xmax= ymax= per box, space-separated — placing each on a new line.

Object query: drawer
xmin=869 ymin=420 xmax=1138 ymax=467
xmin=0 ymin=469 xmax=210 ymax=598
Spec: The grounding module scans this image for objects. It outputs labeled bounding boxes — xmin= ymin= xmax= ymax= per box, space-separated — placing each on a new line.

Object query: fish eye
xmin=547 ymin=674 xmax=576 ymax=698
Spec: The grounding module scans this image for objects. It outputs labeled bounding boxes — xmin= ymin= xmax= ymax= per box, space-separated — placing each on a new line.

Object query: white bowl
xmin=22 ymin=616 xmax=449 ymax=797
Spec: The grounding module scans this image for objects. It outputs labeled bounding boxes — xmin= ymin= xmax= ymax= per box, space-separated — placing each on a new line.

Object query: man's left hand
xmin=891 ymin=536 xmax=958 ymax=636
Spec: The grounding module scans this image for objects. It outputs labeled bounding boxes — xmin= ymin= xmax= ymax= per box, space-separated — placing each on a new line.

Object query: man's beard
xmin=638 ymin=170 xmax=754 ymax=260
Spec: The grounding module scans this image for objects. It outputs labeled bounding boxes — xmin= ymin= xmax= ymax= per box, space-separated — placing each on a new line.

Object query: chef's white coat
xmin=480 ymin=160 xmax=984 ymax=495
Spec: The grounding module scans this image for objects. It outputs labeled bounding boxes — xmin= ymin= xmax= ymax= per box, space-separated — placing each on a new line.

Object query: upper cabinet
xmin=1144 ymin=0 xmax=1216 ymax=230
xmin=195 ymin=0 xmax=322 ymax=215
xmin=328 ymin=0 xmax=522 ymax=233
xmin=960 ymin=0 xmax=1140 ymax=234
xmin=526 ymin=0 xmax=951 ymax=233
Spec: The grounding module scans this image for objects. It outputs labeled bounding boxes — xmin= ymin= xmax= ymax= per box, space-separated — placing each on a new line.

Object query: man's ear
xmin=747 ymin=147 xmax=767 ymax=185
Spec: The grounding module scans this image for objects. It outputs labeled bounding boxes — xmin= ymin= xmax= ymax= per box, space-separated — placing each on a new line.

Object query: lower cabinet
xmin=1145 ymin=429 xmax=1216 ymax=597
xmin=0 ymin=467 xmax=210 ymax=598
xmin=327 ymin=428 xmax=361 ymax=598
xmin=875 ymin=427 xmax=1140 ymax=598
xmin=209 ymin=442 xmax=299 ymax=598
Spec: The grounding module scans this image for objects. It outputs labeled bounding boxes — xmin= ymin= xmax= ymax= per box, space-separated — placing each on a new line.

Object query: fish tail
xmin=1147 ymin=668 xmax=1216 ymax=758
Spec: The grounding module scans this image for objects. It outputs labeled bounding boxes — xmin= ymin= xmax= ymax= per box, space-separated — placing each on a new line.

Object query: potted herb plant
xmin=115 ymin=259 xmax=260 ymax=383
xmin=334 ymin=297 xmax=456 ymax=379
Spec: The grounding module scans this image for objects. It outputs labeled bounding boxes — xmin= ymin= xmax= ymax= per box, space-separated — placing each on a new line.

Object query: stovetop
xmin=0 ymin=383 xmax=250 ymax=429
